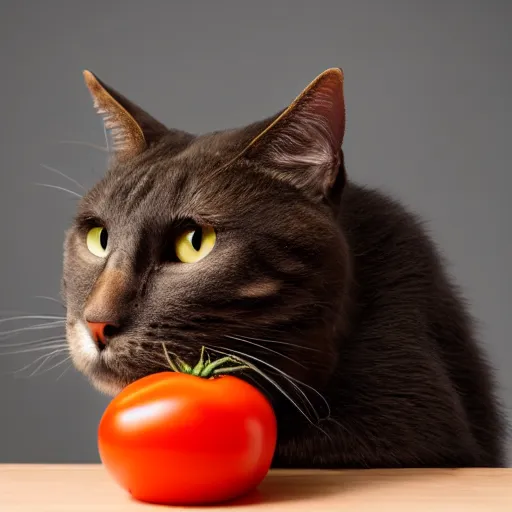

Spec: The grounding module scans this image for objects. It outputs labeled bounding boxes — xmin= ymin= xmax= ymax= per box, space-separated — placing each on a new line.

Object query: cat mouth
xmin=66 ymin=319 xmax=127 ymax=394
xmin=67 ymin=319 xmax=174 ymax=395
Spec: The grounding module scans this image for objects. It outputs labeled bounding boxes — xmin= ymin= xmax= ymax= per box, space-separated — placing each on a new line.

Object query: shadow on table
xmin=134 ymin=468 xmax=463 ymax=509
xmin=223 ymin=468 xmax=460 ymax=508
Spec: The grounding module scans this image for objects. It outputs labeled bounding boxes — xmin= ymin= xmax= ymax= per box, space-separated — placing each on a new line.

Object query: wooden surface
xmin=1 ymin=465 xmax=511 ymax=511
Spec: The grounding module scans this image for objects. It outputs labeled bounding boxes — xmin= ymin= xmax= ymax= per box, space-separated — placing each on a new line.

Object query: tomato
xmin=98 ymin=361 xmax=277 ymax=506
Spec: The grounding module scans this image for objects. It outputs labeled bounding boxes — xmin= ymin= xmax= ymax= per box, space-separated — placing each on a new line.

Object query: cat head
xmin=63 ymin=68 xmax=351 ymax=409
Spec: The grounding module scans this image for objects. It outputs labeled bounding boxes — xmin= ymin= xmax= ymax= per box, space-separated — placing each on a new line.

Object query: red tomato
xmin=98 ymin=372 xmax=277 ymax=505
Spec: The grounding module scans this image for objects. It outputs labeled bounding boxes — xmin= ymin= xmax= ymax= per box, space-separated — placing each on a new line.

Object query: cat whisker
xmin=26 ymin=355 xmax=72 ymax=379
xmin=32 ymin=295 xmax=66 ymax=307
xmin=32 ymin=183 xmax=83 ymax=199
xmin=320 ymin=416 xmax=351 ymax=438
xmin=243 ymin=372 xmax=273 ymax=400
xmin=40 ymin=164 xmax=86 ymax=191
xmin=204 ymin=345 xmax=330 ymax=438
xmin=11 ymin=347 xmax=69 ymax=376
xmin=225 ymin=335 xmax=307 ymax=369
xmin=235 ymin=334 xmax=322 ymax=353
xmin=216 ymin=344 xmax=337 ymax=438
xmin=0 ymin=335 xmax=65 ymax=349
xmin=146 ymin=354 xmax=173 ymax=372
xmin=56 ymin=362 xmax=73 ymax=382
xmin=28 ymin=354 xmax=71 ymax=378
xmin=229 ymin=337 xmax=332 ymax=417
xmin=58 ymin=140 xmax=109 ymax=152
xmin=0 ymin=315 xmax=66 ymax=325
xmin=0 ymin=321 xmax=66 ymax=339
xmin=204 ymin=345 xmax=308 ymax=414
xmin=0 ymin=342 xmax=67 ymax=356
xmin=214 ymin=344 xmax=320 ymax=421
xmin=211 ymin=347 xmax=334 ymax=444
xmin=279 ymin=372 xmax=332 ymax=419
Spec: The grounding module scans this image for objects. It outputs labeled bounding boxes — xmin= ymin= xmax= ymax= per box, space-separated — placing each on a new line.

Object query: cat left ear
xmin=83 ymin=70 xmax=168 ymax=160
xmin=243 ymin=68 xmax=345 ymax=201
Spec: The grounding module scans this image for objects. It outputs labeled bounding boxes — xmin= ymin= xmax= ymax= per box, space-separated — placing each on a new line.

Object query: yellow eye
xmin=175 ymin=225 xmax=216 ymax=263
xmin=86 ymin=227 xmax=109 ymax=258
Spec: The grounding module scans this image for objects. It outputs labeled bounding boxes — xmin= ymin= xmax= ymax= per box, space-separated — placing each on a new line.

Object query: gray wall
xmin=0 ymin=0 xmax=510 ymax=464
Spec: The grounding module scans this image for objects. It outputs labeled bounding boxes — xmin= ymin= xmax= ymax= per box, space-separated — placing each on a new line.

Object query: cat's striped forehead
xmin=77 ymin=142 xmax=269 ymax=233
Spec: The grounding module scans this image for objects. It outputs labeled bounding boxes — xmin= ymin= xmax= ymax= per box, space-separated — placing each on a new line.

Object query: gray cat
xmin=63 ymin=68 xmax=505 ymax=468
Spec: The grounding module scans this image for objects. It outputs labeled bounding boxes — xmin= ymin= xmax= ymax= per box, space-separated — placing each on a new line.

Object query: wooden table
xmin=1 ymin=465 xmax=511 ymax=511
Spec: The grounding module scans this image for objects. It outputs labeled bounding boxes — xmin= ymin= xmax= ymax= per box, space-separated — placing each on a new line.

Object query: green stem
xmin=161 ymin=342 xmax=181 ymax=373
xmin=161 ymin=344 xmax=248 ymax=379
xmin=192 ymin=346 xmax=206 ymax=376
xmin=200 ymin=356 xmax=239 ymax=378
xmin=212 ymin=365 xmax=250 ymax=376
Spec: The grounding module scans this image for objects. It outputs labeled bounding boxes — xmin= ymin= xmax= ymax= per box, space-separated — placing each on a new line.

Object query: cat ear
xmin=243 ymin=68 xmax=345 ymax=200
xmin=83 ymin=70 xmax=168 ymax=160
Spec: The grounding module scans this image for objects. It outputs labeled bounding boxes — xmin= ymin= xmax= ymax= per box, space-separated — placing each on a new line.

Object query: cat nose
xmin=86 ymin=321 xmax=118 ymax=349
xmin=84 ymin=260 xmax=135 ymax=350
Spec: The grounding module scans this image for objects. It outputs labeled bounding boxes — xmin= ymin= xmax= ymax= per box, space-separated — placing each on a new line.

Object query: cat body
xmin=274 ymin=182 xmax=504 ymax=467
xmin=63 ymin=68 xmax=505 ymax=468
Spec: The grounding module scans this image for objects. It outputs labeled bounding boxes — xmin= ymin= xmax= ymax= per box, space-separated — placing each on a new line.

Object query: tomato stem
xmin=212 ymin=365 xmax=250 ymax=375
xmin=200 ymin=356 xmax=237 ymax=378
xmin=192 ymin=346 xmax=206 ymax=376
xmin=161 ymin=343 xmax=192 ymax=373
xmin=161 ymin=344 xmax=248 ymax=379
xmin=161 ymin=343 xmax=181 ymax=373
xmin=177 ymin=357 xmax=192 ymax=373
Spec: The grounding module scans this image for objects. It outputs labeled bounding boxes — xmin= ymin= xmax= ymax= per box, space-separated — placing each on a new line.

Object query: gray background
xmin=0 ymin=0 xmax=510 ymax=464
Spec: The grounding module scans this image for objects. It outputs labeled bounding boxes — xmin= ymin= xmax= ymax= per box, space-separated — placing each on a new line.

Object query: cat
xmin=63 ymin=67 xmax=506 ymax=468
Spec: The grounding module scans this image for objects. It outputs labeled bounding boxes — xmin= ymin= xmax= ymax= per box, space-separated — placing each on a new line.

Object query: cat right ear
xmin=83 ymin=70 xmax=168 ymax=161
xmin=240 ymin=68 xmax=345 ymax=202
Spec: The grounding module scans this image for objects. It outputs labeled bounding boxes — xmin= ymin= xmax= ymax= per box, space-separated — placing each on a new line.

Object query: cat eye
xmin=175 ymin=225 xmax=216 ymax=263
xmin=86 ymin=227 xmax=109 ymax=258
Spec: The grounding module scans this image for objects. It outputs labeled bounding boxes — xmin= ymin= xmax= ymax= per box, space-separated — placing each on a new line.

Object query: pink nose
xmin=87 ymin=322 xmax=110 ymax=347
